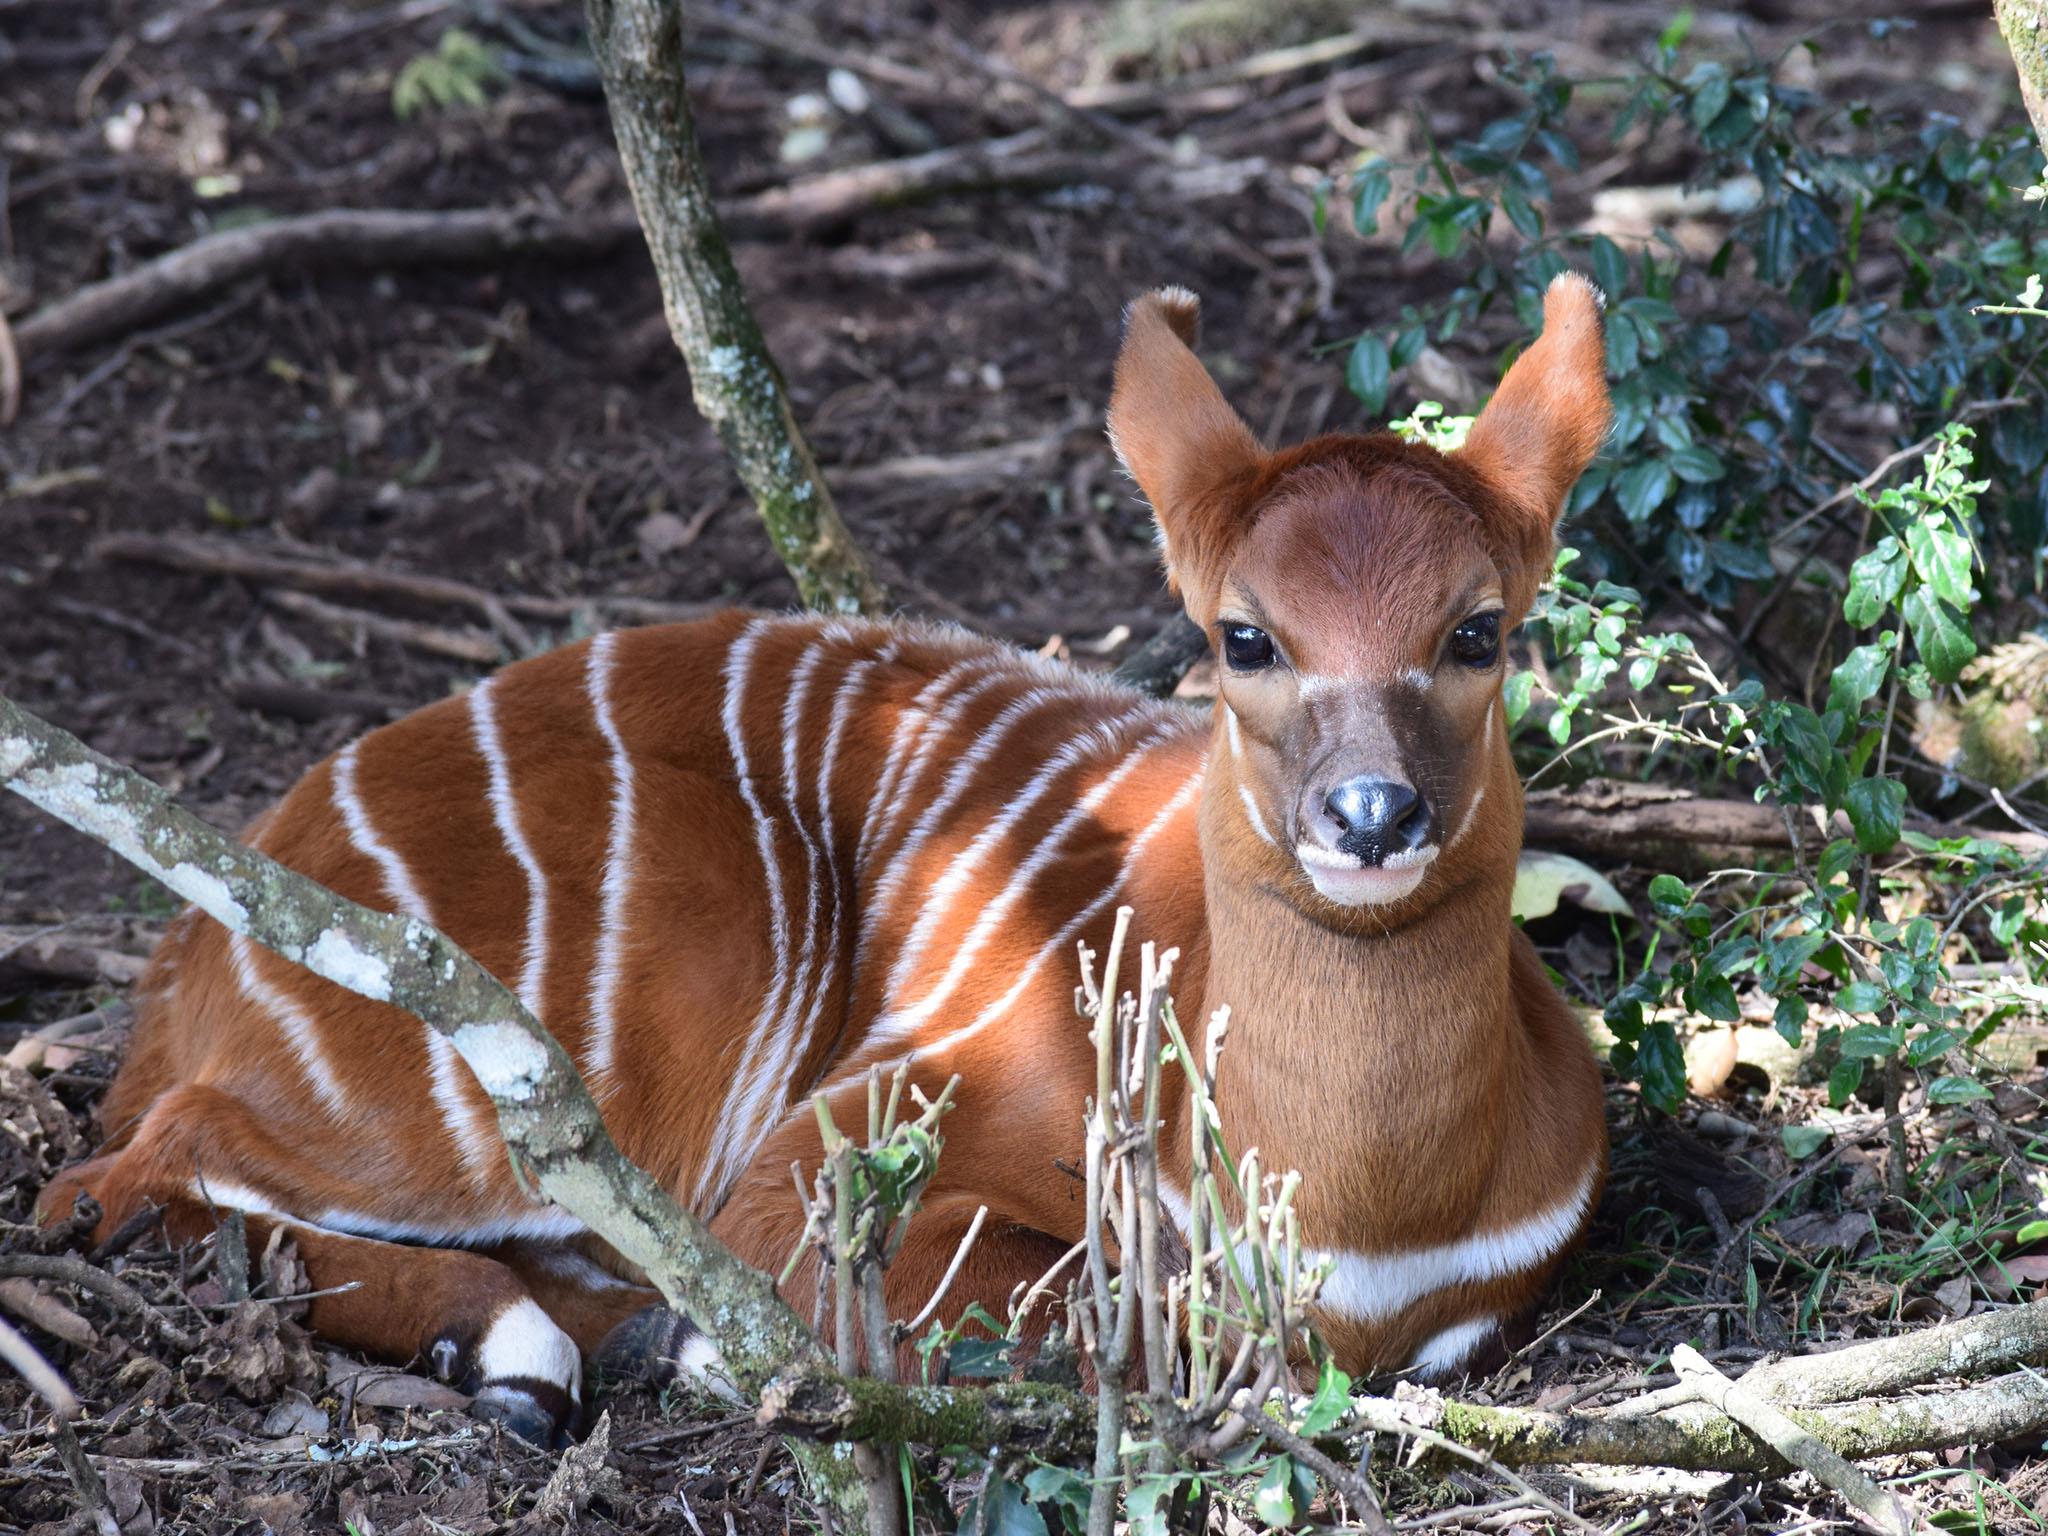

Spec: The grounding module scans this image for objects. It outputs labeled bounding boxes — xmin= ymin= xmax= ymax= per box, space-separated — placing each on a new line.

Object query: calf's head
xmin=1108 ymin=276 xmax=1611 ymax=918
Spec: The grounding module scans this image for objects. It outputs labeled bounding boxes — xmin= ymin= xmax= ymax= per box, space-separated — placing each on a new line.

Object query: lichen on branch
xmin=582 ymin=0 xmax=887 ymax=616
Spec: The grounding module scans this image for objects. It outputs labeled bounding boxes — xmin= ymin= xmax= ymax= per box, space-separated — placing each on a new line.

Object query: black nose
xmin=1323 ymin=777 xmax=1433 ymax=865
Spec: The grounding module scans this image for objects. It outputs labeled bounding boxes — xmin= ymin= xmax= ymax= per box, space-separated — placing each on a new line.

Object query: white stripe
xmin=694 ymin=620 xmax=796 ymax=1210
xmin=332 ymin=742 xmax=497 ymax=1181
xmin=332 ymin=741 xmax=432 ymax=919
xmin=228 ymin=933 xmax=352 ymax=1116
xmin=1409 ymin=1316 xmax=1498 ymax=1378
xmin=865 ymin=722 xmax=1186 ymax=1047
xmin=878 ymin=710 xmax=1143 ymax=1018
xmin=852 ymin=657 xmax=1007 ymax=877
xmin=584 ymin=631 xmax=637 ymax=1086
xmin=859 ymin=669 xmax=1018 ymax=884
xmin=1314 ymin=1164 xmax=1598 ymax=1322
xmin=882 ymin=758 xmax=1206 ymax=1068
xmin=1238 ymin=782 xmax=1279 ymax=847
xmin=794 ymin=653 xmax=880 ymax=1053
xmin=312 ymin=1205 xmax=588 ymax=1246
xmin=1224 ymin=705 xmax=1244 ymax=760
xmin=1445 ymin=700 xmax=1496 ymax=852
xmin=468 ymin=677 xmax=550 ymax=1022
xmin=725 ymin=640 xmax=834 ymax=1167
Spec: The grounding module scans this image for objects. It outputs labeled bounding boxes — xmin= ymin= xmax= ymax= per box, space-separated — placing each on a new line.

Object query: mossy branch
xmin=582 ymin=0 xmax=887 ymax=616
xmin=1997 ymin=0 xmax=2048 ymax=165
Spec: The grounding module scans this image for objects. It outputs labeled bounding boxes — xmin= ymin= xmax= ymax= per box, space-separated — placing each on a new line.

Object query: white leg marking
xmin=584 ymin=631 xmax=638 ymax=1088
xmin=876 ymin=710 xmax=1146 ymax=1022
xmin=1314 ymin=1163 xmax=1597 ymax=1323
xmin=1409 ymin=1316 xmax=1498 ymax=1379
xmin=871 ymin=757 xmax=1207 ymax=1071
xmin=672 ymin=1327 xmax=741 ymax=1404
xmin=477 ymin=1297 xmax=582 ymax=1403
xmin=332 ymin=741 xmax=497 ymax=1181
xmin=468 ymin=677 xmax=551 ymax=1021
xmin=693 ymin=620 xmax=797 ymax=1210
xmin=229 ymin=933 xmax=353 ymax=1116
xmin=864 ymin=721 xmax=1187 ymax=1048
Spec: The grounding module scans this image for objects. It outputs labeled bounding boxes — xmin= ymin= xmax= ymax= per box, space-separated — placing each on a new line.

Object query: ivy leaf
xmin=1125 ymin=1478 xmax=1176 ymax=1536
xmin=1686 ymin=974 xmax=1741 ymax=1021
xmin=1828 ymin=1056 xmax=1865 ymax=1106
xmin=1668 ymin=444 xmax=1727 ymax=483
xmin=1835 ymin=981 xmax=1887 ymax=1014
xmin=1774 ymin=993 xmax=1809 ymax=1046
xmin=1346 ymin=334 xmax=1391 ymax=414
xmin=1825 ymin=640 xmax=1892 ymax=719
xmin=1925 ymin=1075 xmax=1992 ymax=1105
xmin=1843 ymin=777 xmax=1906 ymax=854
xmin=1634 ymin=1018 xmax=1688 ymax=1112
xmin=1615 ymin=458 xmax=1675 ymax=523
xmin=975 ymin=1479 xmax=1049 ymax=1536
xmin=1843 ymin=537 xmax=1906 ymax=627
xmin=1352 ymin=163 xmax=1393 ymax=236
xmin=1782 ymin=1124 xmax=1830 ymax=1159
xmin=1255 ymin=1459 xmax=1300 ymax=1527
xmin=1900 ymin=589 xmax=1977 ymax=683
xmin=1904 ymin=517 xmax=1976 ymax=610
xmin=1503 ymin=670 xmax=1536 ymax=728
xmin=1299 ymin=1360 xmax=1354 ymax=1435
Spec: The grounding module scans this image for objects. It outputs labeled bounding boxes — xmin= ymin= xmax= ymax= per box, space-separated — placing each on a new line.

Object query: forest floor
xmin=3 ymin=0 xmax=2045 ymax=1531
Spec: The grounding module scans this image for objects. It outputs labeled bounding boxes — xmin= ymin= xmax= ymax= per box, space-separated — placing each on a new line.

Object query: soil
xmin=0 ymin=0 xmax=2039 ymax=1531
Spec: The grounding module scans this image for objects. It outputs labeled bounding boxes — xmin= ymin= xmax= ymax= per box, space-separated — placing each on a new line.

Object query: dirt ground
xmin=3 ymin=0 xmax=2044 ymax=1531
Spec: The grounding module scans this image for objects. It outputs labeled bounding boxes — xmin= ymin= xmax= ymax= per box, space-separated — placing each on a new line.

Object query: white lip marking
xmin=1295 ymin=842 xmax=1437 ymax=906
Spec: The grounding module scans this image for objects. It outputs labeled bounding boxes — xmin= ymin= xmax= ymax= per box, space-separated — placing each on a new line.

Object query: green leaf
xmin=2015 ymin=1219 xmax=2048 ymax=1244
xmin=1774 ymin=993 xmax=1809 ymax=1046
xmin=1900 ymin=589 xmax=1976 ymax=683
xmin=1843 ymin=777 xmax=1906 ymax=854
xmin=1904 ymin=517 xmax=1976 ymax=610
xmin=1255 ymin=1458 xmax=1299 ymax=1527
xmin=1843 ymin=538 xmax=1906 ymax=627
xmin=1346 ymin=335 xmax=1391 ymax=414
xmin=1835 ymin=981 xmax=1886 ymax=1014
xmin=1352 ymin=163 xmax=1393 ymax=236
xmin=1022 ymin=1468 xmax=1089 ymax=1529
xmin=947 ymin=1337 xmax=1012 ymax=1378
xmin=1782 ymin=1124 xmax=1830 ymax=1159
xmin=1648 ymin=873 xmax=1691 ymax=912
xmin=1828 ymin=1056 xmax=1866 ymax=1106
xmin=1825 ymin=641 xmax=1892 ymax=719
xmin=1668 ymin=444 xmax=1726 ymax=483
xmin=1503 ymin=670 xmax=1536 ymax=728
xmin=1615 ymin=458 xmax=1675 ymax=523
xmin=1628 ymin=655 xmax=1658 ymax=689
xmin=1299 ymin=1359 xmax=1354 ymax=1435
xmin=1125 ymin=1478 xmax=1175 ymax=1536
xmin=1687 ymin=974 xmax=1741 ymax=1021
xmin=976 ymin=1479 xmax=1049 ymax=1536
xmin=1926 ymin=1075 xmax=1992 ymax=1105
xmin=1634 ymin=1018 xmax=1687 ymax=1112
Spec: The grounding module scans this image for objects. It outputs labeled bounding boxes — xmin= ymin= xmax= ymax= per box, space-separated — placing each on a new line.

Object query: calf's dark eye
xmin=1222 ymin=624 xmax=1276 ymax=672
xmin=1449 ymin=612 xmax=1502 ymax=668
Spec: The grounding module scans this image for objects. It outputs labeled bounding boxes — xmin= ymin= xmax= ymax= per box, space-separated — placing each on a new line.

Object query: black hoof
xmin=593 ymin=1304 xmax=701 ymax=1387
xmin=469 ymin=1380 xmax=573 ymax=1448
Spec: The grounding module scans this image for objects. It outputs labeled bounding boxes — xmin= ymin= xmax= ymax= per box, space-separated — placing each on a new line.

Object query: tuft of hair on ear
xmin=1106 ymin=287 xmax=1264 ymax=624
xmin=1458 ymin=272 xmax=1613 ymax=605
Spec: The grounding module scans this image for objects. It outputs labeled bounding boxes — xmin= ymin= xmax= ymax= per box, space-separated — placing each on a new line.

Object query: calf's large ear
xmin=1458 ymin=273 xmax=1612 ymax=612
xmin=1106 ymin=288 xmax=1265 ymax=626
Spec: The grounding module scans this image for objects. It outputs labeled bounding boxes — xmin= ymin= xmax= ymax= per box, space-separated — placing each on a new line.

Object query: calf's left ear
xmin=1458 ymin=273 xmax=1612 ymax=611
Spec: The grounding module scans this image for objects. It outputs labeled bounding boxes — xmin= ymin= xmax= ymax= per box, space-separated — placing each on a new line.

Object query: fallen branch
xmin=264 ymin=589 xmax=503 ymax=665
xmin=759 ymin=1365 xmax=1094 ymax=1465
xmin=1671 ymin=1345 xmax=1915 ymax=1536
xmin=585 ymin=0 xmax=886 ymax=616
xmin=13 ymin=207 xmax=642 ymax=365
xmin=1523 ymin=781 xmax=2048 ymax=869
xmin=1111 ymin=615 xmax=1209 ymax=699
xmin=93 ymin=532 xmax=715 ymax=638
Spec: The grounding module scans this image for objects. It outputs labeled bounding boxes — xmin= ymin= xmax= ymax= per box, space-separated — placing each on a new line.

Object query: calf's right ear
xmin=1106 ymin=288 xmax=1266 ymax=627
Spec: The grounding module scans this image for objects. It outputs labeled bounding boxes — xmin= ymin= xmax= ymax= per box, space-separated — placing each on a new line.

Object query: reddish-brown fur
xmin=41 ymin=275 xmax=1613 ymax=1435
